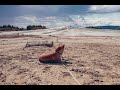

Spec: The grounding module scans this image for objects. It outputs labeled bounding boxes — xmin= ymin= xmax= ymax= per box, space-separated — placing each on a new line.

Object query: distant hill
xmin=86 ymin=25 xmax=120 ymax=30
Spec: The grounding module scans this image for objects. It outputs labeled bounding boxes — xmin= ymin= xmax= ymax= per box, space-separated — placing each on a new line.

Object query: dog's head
xmin=55 ymin=44 xmax=65 ymax=55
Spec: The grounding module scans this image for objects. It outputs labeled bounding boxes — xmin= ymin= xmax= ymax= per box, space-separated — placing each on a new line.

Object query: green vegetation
xmin=26 ymin=25 xmax=47 ymax=30
xmin=0 ymin=25 xmax=24 ymax=31
xmin=0 ymin=25 xmax=47 ymax=31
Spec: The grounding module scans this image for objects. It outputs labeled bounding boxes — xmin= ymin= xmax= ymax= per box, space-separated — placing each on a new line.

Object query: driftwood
xmin=0 ymin=33 xmax=20 ymax=38
xmin=25 ymin=41 xmax=54 ymax=47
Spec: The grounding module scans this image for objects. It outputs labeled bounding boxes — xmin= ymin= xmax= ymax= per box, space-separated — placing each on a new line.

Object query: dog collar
xmin=56 ymin=51 xmax=62 ymax=55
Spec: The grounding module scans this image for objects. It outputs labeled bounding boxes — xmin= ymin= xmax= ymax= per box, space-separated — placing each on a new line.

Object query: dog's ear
xmin=61 ymin=44 xmax=65 ymax=47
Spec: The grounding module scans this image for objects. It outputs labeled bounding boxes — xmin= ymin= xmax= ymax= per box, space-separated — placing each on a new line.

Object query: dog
xmin=39 ymin=44 xmax=65 ymax=63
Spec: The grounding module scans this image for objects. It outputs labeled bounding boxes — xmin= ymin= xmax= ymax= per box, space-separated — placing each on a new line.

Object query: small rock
xmin=94 ymin=79 xmax=99 ymax=82
xmin=80 ymin=74 xmax=83 ymax=76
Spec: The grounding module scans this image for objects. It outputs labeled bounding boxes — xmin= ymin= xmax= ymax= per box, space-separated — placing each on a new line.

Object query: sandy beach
xmin=0 ymin=28 xmax=120 ymax=85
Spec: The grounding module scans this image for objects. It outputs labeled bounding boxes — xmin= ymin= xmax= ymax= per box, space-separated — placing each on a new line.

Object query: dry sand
xmin=0 ymin=28 xmax=120 ymax=85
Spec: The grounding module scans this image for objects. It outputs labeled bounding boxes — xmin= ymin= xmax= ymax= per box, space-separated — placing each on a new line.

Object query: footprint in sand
xmin=0 ymin=72 xmax=6 ymax=83
xmin=42 ymin=66 xmax=52 ymax=73
xmin=16 ymin=68 xmax=29 ymax=75
xmin=62 ymin=72 xmax=71 ymax=77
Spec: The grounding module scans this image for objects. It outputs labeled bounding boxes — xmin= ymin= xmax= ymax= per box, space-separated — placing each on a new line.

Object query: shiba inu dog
xmin=39 ymin=44 xmax=65 ymax=63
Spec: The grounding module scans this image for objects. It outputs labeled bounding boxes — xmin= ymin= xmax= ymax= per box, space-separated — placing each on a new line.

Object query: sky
xmin=1 ymin=5 xmax=120 ymax=28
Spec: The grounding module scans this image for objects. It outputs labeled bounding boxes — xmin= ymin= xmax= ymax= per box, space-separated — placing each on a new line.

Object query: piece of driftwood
xmin=25 ymin=41 xmax=54 ymax=47
xmin=0 ymin=33 xmax=20 ymax=38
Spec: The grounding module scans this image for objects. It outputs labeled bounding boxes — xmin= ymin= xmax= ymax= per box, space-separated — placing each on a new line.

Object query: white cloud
xmin=69 ymin=12 xmax=120 ymax=27
xmin=14 ymin=15 xmax=40 ymax=28
xmin=89 ymin=5 xmax=120 ymax=13
xmin=13 ymin=12 xmax=120 ymax=28
xmin=45 ymin=16 xmax=56 ymax=20
xmin=13 ymin=15 xmax=75 ymax=28
xmin=15 ymin=16 xmax=37 ymax=23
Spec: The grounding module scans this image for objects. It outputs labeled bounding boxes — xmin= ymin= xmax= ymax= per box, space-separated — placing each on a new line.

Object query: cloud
xmin=3 ymin=5 xmax=120 ymax=28
xmin=14 ymin=15 xmax=40 ymax=28
xmin=13 ymin=12 xmax=120 ymax=28
xmin=13 ymin=15 xmax=76 ymax=28
xmin=15 ymin=16 xmax=37 ymax=22
xmin=89 ymin=5 xmax=120 ymax=13
xmin=45 ymin=16 xmax=56 ymax=20
xmin=68 ymin=12 xmax=120 ymax=27
xmin=40 ymin=16 xmax=74 ymax=27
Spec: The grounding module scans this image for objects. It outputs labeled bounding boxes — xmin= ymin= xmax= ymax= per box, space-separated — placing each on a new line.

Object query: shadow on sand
xmin=38 ymin=59 xmax=72 ymax=65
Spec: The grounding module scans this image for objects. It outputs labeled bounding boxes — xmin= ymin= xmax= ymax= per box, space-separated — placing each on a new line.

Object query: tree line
xmin=26 ymin=25 xmax=47 ymax=30
xmin=0 ymin=25 xmax=47 ymax=31
xmin=0 ymin=25 xmax=24 ymax=31
xmin=85 ymin=26 xmax=99 ymax=29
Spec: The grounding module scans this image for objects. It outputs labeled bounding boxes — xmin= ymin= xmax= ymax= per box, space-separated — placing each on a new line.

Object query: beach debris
xmin=71 ymin=67 xmax=86 ymax=73
xmin=61 ymin=57 xmax=73 ymax=64
xmin=25 ymin=41 xmax=54 ymax=48
xmin=62 ymin=71 xmax=71 ymax=77
xmin=0 ymin=33 xmax=20 ymax=38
